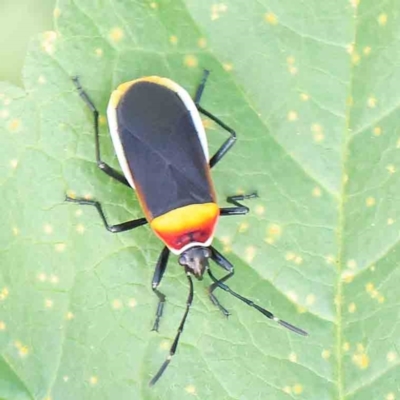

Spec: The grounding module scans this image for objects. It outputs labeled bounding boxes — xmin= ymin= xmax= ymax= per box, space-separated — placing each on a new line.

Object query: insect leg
xmin=193 ymin=69 xmax=210 ymax=104
xmin=149 ymin=273 xmax=194 ymax=386
xmin=207 ymin=247 xmax=234 ymax=316
xmin=72 ymin=77 xmax=130 ymax=187
xmin=207 ymin=268 xmax=308 ymax=336
xmin=198 ymin=105 xmax=237 ymax=169
xmin=151 ymin=246 xmax=170 ymax=332
xmin=193 ymin=70 xmax=237 ymax=168
xmin=65 ymin=196 xmax=147 ymax=232
xmin=220 ymin=192 xmax=258 ymax=216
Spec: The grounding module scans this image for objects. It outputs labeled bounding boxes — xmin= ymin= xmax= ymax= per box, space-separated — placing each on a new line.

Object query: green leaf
xmin=1 ymin=0 xmax=400 ymax=399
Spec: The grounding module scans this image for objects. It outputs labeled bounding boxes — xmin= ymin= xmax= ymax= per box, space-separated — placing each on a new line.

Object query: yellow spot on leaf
xmin=169 ymin=35 xmax=178 ymax=45
xmin=365 ymin=282 xmax=375 ymax=293
xmin=38 ymin=75 xmax=46 ymax=84
xmin=50 ymin=275 xmax=59 ymax=284
xmin=0 ymin=287 xmax=9 ymax=300
xmin=387 ymin=218 xmax=395 ymax=225
xmin=43 ymin=224 xmax=53 ymax=234
xmin=352 ymin=344 xmax=369 ymax=369
xmin=378 ymin=13 xmax=388 ymax=26
xmin=373 ymin=126 xmax=382 ymax=136
xmin=15 ymin=341 xmax=29 ymax=357
xmin=0 ymin=321 xmax=6 ymax=331
xmin=223 ymin=63 xmax=233 ymax=72
xmin=306 ymin=294 xmax=315 ymax=305
xmin=386 ymin=393 xmax=395 ymax=400
xmin=238 ymin=222 xmax=249 ymax=233
xmin=211 ymin=3 xmax=228 ymax=20
xmin=264 ymin=12 xmax=278 ymax=25
xmin=202 ymin=118 xmax=215 ymax=130
xmin=45 ymin=299 xmax=53 ymax=308
xmin=322 ymin=349 xmax=331 ymax=359
xmin=12 ymin=227 xmax=19 ymax=236
xmin=363 ymin=46 xmax=371 ymax=55
xmin=184 ymin=55 xmax=198 ymax=68
xmin=348 ymin=302 xmax=356 ymax=313
xmin=128 ymin=298 xmax=137 ymax=308
xmin=325 ymin=255 xmax=336 ymax=265
xmin=347 ymin=259 xmax=357 ymax=270
xmin=387 ymin=351 xmax=397 ymax=363
xmin=367 ymin=96 xmax=377 ymax=108
xmin=150 ymin=2 xmax=158 ymax=9
xmin=386 ymin=164 xmax=396 ymax=174
xmin=312 ymin=187 xmax=322 ymax=197
xmin=53 ymin=7 xmax=61 ymax=18
xmin=10 ymin=159 xmax=18 ymax=168
xmin=294 ymin=256 xmax=303 ymax=265
xmin=55 ymin=243 xmax=66 ymax=252
xmin=38 ymin=273 xmax=47 ymax=282
xmin=109 ymin=27 xmax=124 ymax=42
xmin=160 ymin=340 xmax=170 ymax=350
xmin=95 ymin=48 xmax=103 ymax=57
xmin=366 ymin=197 xmax=375 ymax=207
xmin=352 ymin=52 xmax=360 ymax=65
xmin=350 ymin=0 xmax=360 ymax=8
xmin=346 ymin=43 xmax=354 ymax=54
xmin=343 ymin=342 xmax=350 ymax=351
xmin=99 ymin=115 xmax=107 ymax=126
xmin=255 ymin=205 xmax=265 ymax=215
xmin=112 ymin=299 xmax=123 ymax=309
xmin=292 ymin=384 xmax=303 ymax=395
xmin=287 ymin=291 xmax=298 ymax=302
xmin=197 ymin=38 xmax=207 ymax=48
xmin=300 ymin=93 xmax=309 ymax=101
xmin=286 ymin=56 xmax=295 ymax=65
xmin=341 ymin=270 xmax=354 ymax=283
xmin=245 ymin=246 xmax=256 ymax=263
xmin=76 ymin=224 xmax=85 ymax=234
xmin=41 ymin=31 xmax=57 ymax=54
xmin=89 ymin=376 xmax=98 ymax=385
xmin=8 ymin=118 xmax=21 ymax=132
xmin=286 ymin=252 xmax=296 ymax=261
xmin=288 ymin=111 xmax=298 ymax=121
xmin=185 ymin=385 xmax=196 ymax=394
xmin=283 ymin=386 xmax=292 ymax=394
xmin=0 ymin=109 xmax=9 ymax=118
xmin=289 ymin=352 xmax=297 ymax=362
xmin=289 ymin=66 xmax=298 ymax=75
xmin=66 ymin=311 xmax=74 ymax=320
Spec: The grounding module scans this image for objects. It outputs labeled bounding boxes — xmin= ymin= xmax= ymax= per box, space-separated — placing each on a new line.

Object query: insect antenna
xmin=207 ymin=269 xmax=308 ymax=336
xmin=149 ymin=273 xmax=194 ymax=386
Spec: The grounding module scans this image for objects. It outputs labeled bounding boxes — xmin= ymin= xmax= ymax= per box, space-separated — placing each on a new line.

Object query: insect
xmin=66 ymin=70 xmax=308 ymax=386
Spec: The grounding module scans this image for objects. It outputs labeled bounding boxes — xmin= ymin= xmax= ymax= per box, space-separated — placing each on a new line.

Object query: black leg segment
xmin=220 ymin=192 xmax=258 ymax=216
xmin=149 ymin=274 xmax=194 ymax=386
xmin=210 ymin=246 xmax=233 ymax=272
xmin=65 ymin=196 xmax=147 ymax=233
xmin=151 ymin=246 xmax=170 ymax=332
xmin=193 ymin=70 xmax=237 ymax=169
xmin=72 ymin=77 xmax=130 ymax=188
xmin=208 ymin=270 xmax=235 ymax=317
xmin=207 ymin=269 xmax=308 ymax=336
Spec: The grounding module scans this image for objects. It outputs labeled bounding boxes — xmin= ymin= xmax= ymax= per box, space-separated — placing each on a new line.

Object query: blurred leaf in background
xmin=1 ymin=1 xmax=400 ymax=400
xmin=0 ymin=0 xmax=55 ymax=85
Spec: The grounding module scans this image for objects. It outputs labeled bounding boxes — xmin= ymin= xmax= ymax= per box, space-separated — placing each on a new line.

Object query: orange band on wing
xmin=150 ymin=203 xmax=219 ymax=251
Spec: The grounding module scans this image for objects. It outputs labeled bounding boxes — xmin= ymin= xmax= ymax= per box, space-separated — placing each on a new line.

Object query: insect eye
xmin=178 ymin=255 xmax=187 ymax=266
xmin=203 ymin=248 xmax=211 ymax=258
